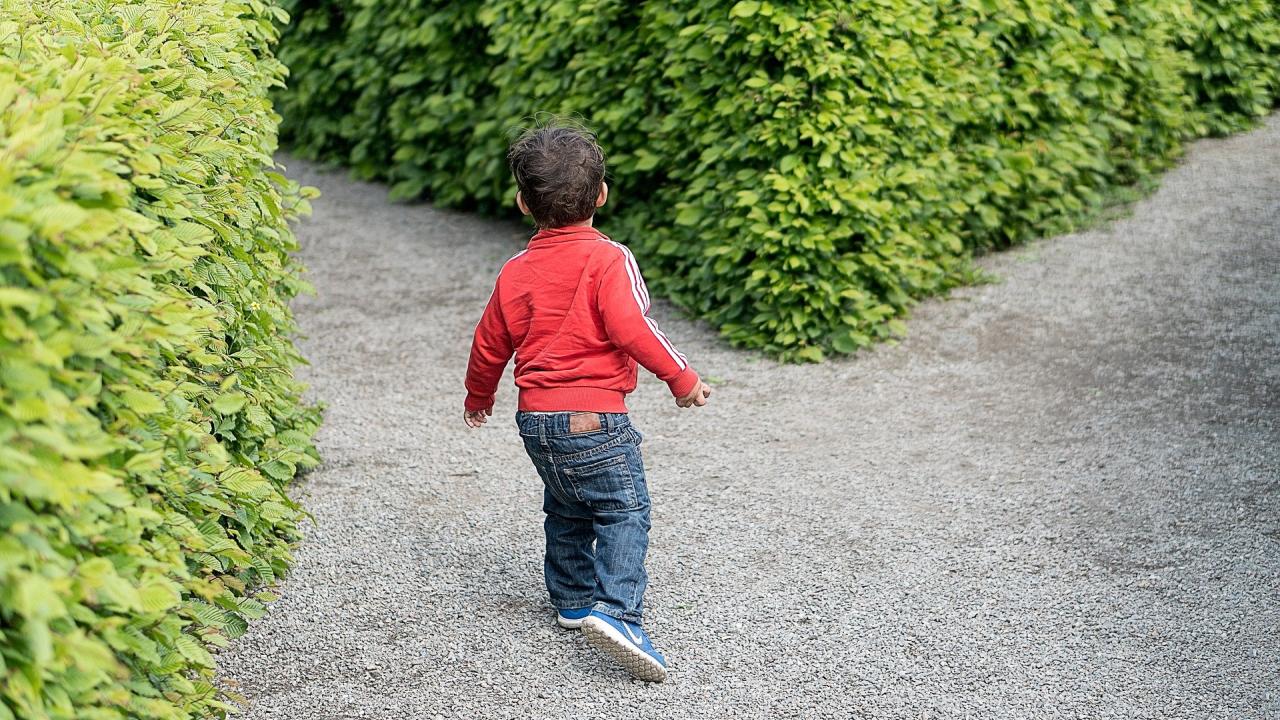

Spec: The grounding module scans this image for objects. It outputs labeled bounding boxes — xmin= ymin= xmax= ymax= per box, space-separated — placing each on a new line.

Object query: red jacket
xmin=464 ymin=226 xmax=699 ymax=413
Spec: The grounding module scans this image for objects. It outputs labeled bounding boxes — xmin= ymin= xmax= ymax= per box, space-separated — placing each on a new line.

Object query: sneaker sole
xmin=580 ymin=616 xmax=667 ymax=682
xmin=556 ymin=615 xmax=586 ymax=630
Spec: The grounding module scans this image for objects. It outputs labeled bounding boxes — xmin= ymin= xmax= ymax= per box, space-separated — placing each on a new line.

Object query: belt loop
xmin=538 ymin=414 xmax=548 ymax=449
xmin=601 ymin=412 xmax=613 ymax=433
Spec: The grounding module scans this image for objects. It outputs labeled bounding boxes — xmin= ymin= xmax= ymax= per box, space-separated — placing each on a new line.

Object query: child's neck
xmin=543 ymin=217 xmax=595 ymax=230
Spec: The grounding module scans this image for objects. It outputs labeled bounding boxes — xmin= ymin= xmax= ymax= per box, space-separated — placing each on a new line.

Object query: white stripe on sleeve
xmin=605 ymin=242 xmax=687 ymax=370
xmin=607 ymin=241 xmax=651 ymax=311
xmin=646 ymin=317 xmax=688 ymax=368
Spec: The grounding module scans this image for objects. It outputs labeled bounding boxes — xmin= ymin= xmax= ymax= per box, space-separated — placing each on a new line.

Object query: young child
xmin=462 ymin=124 xmax=710 ymax=682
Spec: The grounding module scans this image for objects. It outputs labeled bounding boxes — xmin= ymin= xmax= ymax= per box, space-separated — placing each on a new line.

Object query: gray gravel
xmin=220 ymin=116 xmax=1280 ymax=719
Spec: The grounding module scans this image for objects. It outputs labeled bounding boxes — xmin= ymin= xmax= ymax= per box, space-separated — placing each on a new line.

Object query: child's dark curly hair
xmin=507 ymin=122 xmax=606 ymax=229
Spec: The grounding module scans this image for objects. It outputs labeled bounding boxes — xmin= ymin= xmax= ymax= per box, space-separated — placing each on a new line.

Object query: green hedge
xmin=276 ymin=0 xmax=1278 ymax=360
xmin=1178 ymin=0 xmax=1280 ymax=135
xmin=0 ymin=2 xmax=318 ymax=718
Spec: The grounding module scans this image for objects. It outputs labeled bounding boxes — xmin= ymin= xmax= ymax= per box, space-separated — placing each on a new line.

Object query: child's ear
xmin=596 ymin=182 xmax=609 ymax=209
xmin=515 ymin=191 xmax=531 ymax=216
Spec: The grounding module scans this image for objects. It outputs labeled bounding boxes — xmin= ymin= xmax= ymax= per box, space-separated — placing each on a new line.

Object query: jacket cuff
xmin=464 ymin=392 xmax=494 ymax=413
xmin=666 ymin=367 xmax=700 ymax=399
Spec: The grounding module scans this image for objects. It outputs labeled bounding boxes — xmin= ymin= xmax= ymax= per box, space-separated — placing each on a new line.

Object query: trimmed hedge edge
xmin=0 ymin=1 xmax=319 ymax=718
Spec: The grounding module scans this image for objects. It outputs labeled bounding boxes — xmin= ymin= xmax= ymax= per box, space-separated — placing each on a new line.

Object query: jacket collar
xmin=528 ymin=225 xmax=607 ymax=247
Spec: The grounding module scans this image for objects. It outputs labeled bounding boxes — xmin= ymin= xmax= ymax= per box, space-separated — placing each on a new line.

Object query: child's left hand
xmin=464 ymin=408 xmax=492 ymax=428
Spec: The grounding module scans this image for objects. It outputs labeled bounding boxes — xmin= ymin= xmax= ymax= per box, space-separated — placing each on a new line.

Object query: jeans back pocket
xmin=562 ymin=452 xmax=642 ymax=513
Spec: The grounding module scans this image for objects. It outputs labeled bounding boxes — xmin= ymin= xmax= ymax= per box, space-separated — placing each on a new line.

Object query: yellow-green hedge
xmin=275 ymin=0 xmax=1278 ymax=360
xmin=0 ymin=1 xmax=318 ymax=718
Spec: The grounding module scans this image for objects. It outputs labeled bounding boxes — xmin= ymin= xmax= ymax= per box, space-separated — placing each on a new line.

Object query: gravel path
xmin=221 ymin=117 xmax=1279 ymax=719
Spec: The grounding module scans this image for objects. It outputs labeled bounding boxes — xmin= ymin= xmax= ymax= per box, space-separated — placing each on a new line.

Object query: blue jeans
xmin=516 ymin=411 xmax=650 ymax=624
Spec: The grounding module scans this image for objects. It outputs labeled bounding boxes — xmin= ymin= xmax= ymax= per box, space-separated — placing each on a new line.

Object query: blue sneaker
xmin=555 ymin=607 xmax=592 ymax=629
xmin=580 ymin=611 xmax=667 ymax=682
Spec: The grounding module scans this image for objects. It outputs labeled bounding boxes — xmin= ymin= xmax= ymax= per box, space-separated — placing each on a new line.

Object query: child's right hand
xmin=676 ymin=381 xmax=712 ymax=408
xmin=464 ymin=407 xmax=492 ymax=427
